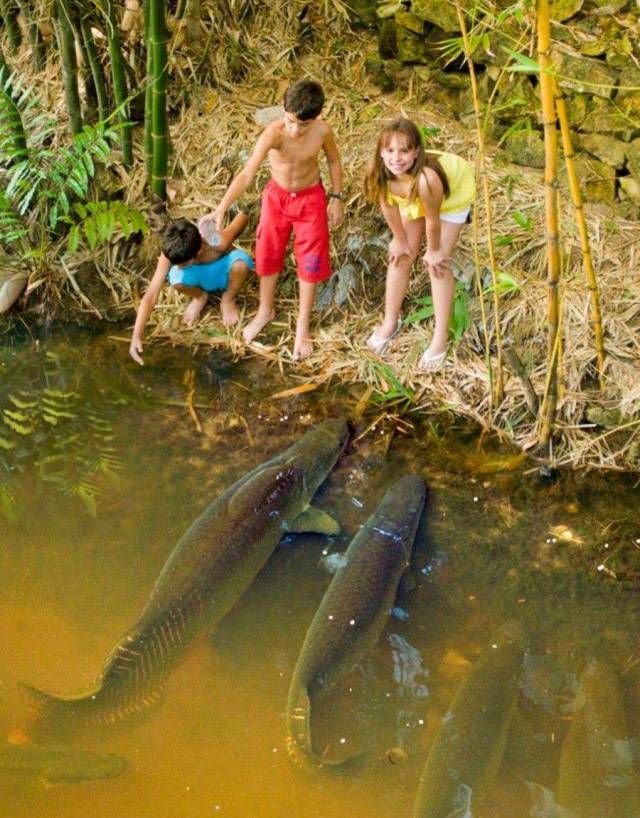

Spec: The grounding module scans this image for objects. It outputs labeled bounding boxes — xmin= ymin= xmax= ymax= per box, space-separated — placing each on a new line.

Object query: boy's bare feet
xmin=243 ymin=309 xmax=275 ymax=343
xmin=183 ymin=293 xmax=209 ymax=326
xmin=220 ymin=294 xmax=240 ymax=327
xmin=293 ymin=335 xmax=313 ymax=360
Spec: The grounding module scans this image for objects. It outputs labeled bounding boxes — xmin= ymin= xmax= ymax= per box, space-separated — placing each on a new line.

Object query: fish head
xmin=283 ymin=419 xmax=350 ymax=499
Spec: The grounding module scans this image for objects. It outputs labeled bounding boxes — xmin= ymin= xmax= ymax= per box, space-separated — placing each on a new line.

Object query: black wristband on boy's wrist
xmin=328 ymin=191 xmax=343 ymax=201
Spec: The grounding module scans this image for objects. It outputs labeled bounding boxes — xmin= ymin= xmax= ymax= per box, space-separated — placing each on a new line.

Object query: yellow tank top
xmin=386 ymin=151 xmax=476 ymax=218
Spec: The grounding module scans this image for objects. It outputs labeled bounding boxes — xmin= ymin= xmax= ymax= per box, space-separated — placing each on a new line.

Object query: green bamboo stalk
xmin=103 ymin=0 xmax=132 ymax=166
xmin=149 ymin=0 xmax=168 ymax=199
xmin=79 ymin=13 xmax=109 ymax=122
xmin=0 ymin=0 xmax=22 ymax=51
xmin=537 ymin=0 xmax=561 ymax=448
xmin=455 ymin=2 xmax=504 ymax=407
xmin=553 ymin=79 xmax=606 ymax=388
xmin=55 ymin=0 xmax=83 ymax=135
xmin=15 ymin=0 xmax=46 ymax=69
xmin=143 ymin=0 xmax=152 ymax=174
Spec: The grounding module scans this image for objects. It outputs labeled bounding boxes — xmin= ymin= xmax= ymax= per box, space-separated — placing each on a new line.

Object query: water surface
xmin=1 ymin=327 xmax=639 ymax=818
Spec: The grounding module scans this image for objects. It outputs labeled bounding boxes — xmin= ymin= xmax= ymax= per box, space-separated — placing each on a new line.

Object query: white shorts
xmin=440 ymin=207 xmax=471 ymax=225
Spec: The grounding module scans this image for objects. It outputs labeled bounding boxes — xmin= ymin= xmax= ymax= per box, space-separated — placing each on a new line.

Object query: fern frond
xmin=68 ymin=199 xmax=148 ymax=251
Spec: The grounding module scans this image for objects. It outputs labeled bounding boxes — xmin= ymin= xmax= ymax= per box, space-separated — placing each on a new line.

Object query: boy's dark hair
xmin=283 ymin=80 xmax=325 ymax=121
xmin=162 ymin=218 xmax=202 ymax=265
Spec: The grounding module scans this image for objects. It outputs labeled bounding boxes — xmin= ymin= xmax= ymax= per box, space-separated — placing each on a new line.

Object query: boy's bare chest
xmin=270 ymin=135 xmax=323 ymax=166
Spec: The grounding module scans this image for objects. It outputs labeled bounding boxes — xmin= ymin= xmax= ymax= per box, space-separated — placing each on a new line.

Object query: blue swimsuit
xmin=167 ymin=248 xmax=254 ymax=293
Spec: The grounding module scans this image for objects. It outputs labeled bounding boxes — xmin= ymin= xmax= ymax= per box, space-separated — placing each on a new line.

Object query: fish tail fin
xmin=20 ymin=682 xmax=93 ymax=740
xmin=286 ymin=685 xmax=365 ymax=772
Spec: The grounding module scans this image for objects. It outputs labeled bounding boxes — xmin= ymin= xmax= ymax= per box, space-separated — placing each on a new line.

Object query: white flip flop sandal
xmin=366 ymin=319 xmax=402 ymax=356
xmin=418 ymin=347 xmax=447 ymax=372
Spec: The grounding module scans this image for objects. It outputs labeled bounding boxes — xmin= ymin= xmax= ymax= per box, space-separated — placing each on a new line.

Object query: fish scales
xmin=25 ymin=421 xmax=348 ymax=739
xmin=287 ymin=475 xmax=427 ymax=769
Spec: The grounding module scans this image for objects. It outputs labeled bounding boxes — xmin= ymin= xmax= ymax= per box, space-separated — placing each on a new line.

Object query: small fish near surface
xmin=0 ymin=743 xmax=127 ymax=786
xmin=557 ymin=658 xmax=640 ymax=818
xmin=413 ymin=620 xmax=526 ymax=818
xmin=25 ymin=419 xmax=350 ymax=739
xmin=286 ymin=474 xmax=427 ymax=770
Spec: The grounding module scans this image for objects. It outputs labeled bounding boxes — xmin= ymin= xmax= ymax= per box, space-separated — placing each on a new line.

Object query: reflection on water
xmin=1 ymin=326 xmax=640 ymax=817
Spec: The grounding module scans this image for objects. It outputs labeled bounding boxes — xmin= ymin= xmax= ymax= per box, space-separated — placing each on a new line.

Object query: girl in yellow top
xmin=364 ymin=118 xmax=475 ymax=370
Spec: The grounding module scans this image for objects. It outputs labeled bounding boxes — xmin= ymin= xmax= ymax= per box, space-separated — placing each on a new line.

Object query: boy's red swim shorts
xmin=255 ymin=179 xmax=331 ymax=283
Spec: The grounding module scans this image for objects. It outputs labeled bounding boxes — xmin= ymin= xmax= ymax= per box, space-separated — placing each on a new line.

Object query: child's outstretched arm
xmin=204 ymin=126 xmax=278 ymax=228
xmin=216 ymin=211 xmax=249 ymax=254
xmin=419 ymin=171 xmax=448 ymax=276
xmin=322 ymin=125 xmax=344 ymax=228
xmin=129 ymin=254 xmax=170 ymax=365
xmin=380 ymin=197 xmax=410 ymax=263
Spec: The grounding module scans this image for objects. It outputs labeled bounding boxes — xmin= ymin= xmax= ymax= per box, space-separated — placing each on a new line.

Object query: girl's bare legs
xmin=243 ymin=273 xmax=278 ymax=343
xmin=372 ymin=217 xmax=424 ymax=344
xmin=423 ymin=221 xmax=464 ymax=360
xmin=293 ymin=279 xmax=317 ymax=361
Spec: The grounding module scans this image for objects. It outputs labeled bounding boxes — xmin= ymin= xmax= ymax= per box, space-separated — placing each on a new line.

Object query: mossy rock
xmin=347 ymin=0 xmax=378 ymax=26
xmin=395 ymin=24 xmax=451 ymax=65
xmin=551 ymin=51 xmax=618 ymax=99
xmin=564 ymin=155 xmax=616 ymax=203
xmin=606 ymin=34 xmax=634 ymax=69
xmin=503 ymin=130 xmax=546 ymax=169
xmin=490 ymin=75 xmax=537 ymax=123
xmin=395 ymin=10 xmax=425 ymax=35
xmin=378 ymin=18 xmax=398 ymax=59
xmin=410 ymin=0 xmax=460 ymax=32
xmin=550 ymin=0 xmax=584 ymax=22
xmin=617 ymin=65 xmax=640 ymax=96
xmin=578 ymin=97 xmax=634 ymax=138
xmin=618 ymin=93 xmax=640 ymax=122
xmin=619 ymin=176 xmax=640 ymax=205
xmin=364 ymin=55 xmax=397 ymax=92
xmin=586 ymin=406 xmax=625 ymax=429
xmin=574 ymin=133 xmax=627 ymax=168
xmin=627 ymin=138 xmax=640 ymax=179
xmin=563 ymin=93 xmax=590 ymax=127
xmin=584 ymin=0 xmax=630 ymax=10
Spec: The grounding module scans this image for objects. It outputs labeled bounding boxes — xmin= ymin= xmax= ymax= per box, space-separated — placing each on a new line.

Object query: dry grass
xmin=12 ymin=0 xmax=640 ymax=472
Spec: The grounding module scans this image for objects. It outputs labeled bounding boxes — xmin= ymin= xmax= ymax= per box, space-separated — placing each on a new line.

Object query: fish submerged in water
xmin=25 ymin=419 xmax=349 ymax=738
xmin=0 ymin=743 xmax=127 ymax=786
xmin=412 ymin=620 xmax=526 ymax=818
xmin=286 ymin=474 xmax=427 ymax=770
xmin=557 ymin=658 xmax=640 ymax=818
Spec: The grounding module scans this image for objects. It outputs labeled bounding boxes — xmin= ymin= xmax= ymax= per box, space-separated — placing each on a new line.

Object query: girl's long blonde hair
xmin=364 ymin=118 xmax=450 ymax=205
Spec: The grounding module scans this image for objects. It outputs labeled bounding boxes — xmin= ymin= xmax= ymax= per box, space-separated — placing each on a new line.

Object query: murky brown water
xmin=1 ymin=326 xmax=639 ymax=818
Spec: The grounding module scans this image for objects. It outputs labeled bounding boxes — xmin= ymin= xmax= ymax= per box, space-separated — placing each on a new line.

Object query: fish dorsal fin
xmin=286 ymin=506 xmax=340 ymax=536
xmin=227 ymin=464 xmax=302 ymax=518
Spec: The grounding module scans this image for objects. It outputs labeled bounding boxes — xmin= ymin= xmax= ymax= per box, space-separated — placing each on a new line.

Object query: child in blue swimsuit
xmin=129 ymin=213 xmax=253 ymax=365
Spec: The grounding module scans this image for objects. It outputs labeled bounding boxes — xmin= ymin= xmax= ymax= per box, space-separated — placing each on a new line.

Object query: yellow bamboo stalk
xmin=455 ymin=2 xmax=504 ymax=407
xmin=537 ymin=0 xmax=561 ymax=448
xmin=553 ymin=79 xmax=606 ymax=388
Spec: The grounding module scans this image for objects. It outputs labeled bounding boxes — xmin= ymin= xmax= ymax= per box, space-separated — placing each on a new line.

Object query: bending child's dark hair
xmin=162 ymin=218 xmax=202 ymax=265
xmin=283 ymin=80 xmax=325 ymax=121
xmin=364 ymin=118 xmax=450 ymax=205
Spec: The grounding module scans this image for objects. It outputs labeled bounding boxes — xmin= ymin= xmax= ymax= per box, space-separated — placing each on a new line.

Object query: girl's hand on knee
xmin=389 ymin=237 xmax=410 ymax=263
xmin=424 ymin=248 xmax=449 ymax=277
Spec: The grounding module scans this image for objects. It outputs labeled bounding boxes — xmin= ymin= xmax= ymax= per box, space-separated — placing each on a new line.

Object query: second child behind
xmin=203 ymin=80 xmax=344 ymax=360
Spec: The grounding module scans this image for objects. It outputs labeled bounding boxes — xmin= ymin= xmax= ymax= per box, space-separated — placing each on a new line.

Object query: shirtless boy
xmin=129 ymin=213 xmax=252 ymax=365
xmin=204 ymin=79 xmax=344 ymax=360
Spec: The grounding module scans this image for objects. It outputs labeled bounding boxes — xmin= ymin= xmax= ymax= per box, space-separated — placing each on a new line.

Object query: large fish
xmin=557 ymin=659 xmax=640 ymax=818
xmin=0 ymin=743 xmax=127 ymax=785
xmin=413 ymin=620 xmax=526 ymax=818
xmin=26 ymin=419 xmax=349 ymax=737
xmin=286 ymin=474 xmax=427 ymax=769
